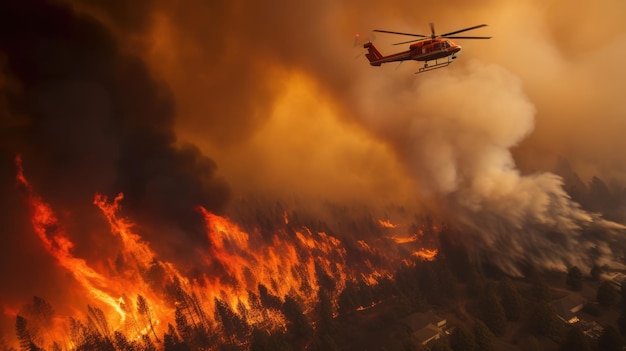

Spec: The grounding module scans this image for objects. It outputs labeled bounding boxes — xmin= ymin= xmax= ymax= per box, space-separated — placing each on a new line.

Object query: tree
xmin=15 ymin=315 xmax=42 ymax=351
xmin=590 ymin=264 xmax=603 ymax=281
xmin=163 ymin=323 xmax=190 ymax=351
xmin=597 ymin=281 xmax=617 ymax=307
xmin=530 ymin=276 xmax=551 ymax=302
xmin=560 ymin=326 xmax=590 ymax=351
xmin=478 ymin=290 xmax=507 ymax=336
xmin=498 ymin=278 xmax=523 ymax=321
xmin=449 ymin=325 xmax=476 ymax=351
xmin=249 ymin=328 xmax=292 ymax=351
xmin=597 ymin=325 xmax=623 ymax=351
xmin=618 ymin=308 xmax=626 ymax=336
xmin=114 ymin=331 xmax=137 ymax=351
xmin=282 ymin=295 xmax=313 ymax=349
xmin=566 ymin=266 xmax=583 ymax=291
xmin=137 ymin=295 xmax=160 ymax=342
xmin=429 ymin=340 xmax=453 ymax=351
xmin=338 ymin=283 xmax=360 ymax=315
xmin=473 ymin=320 xmax=495 ymax=351
xmin=214 ymin=298 xmax=249 ymax=345
xmin=529 ymin=301 xmax=561 ymax=338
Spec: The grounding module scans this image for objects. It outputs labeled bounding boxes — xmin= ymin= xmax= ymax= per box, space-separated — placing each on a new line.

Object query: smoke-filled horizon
xmin=1 ymin=0 xmax=626 ymax=331
xmin=73 ymin=0 xmax=626 ymax=272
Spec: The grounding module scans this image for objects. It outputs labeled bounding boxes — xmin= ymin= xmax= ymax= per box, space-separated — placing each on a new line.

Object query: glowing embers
xmin=412 ymin=249 xmax=439 ymax=261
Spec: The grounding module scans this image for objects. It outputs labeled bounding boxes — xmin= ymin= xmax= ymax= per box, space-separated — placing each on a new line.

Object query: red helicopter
xmin=363 ymin=23 xmax=490 ymax=73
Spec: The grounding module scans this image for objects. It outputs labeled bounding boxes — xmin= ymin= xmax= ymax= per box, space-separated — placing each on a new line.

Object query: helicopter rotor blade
xmin=429 ymin=22 xmax=436 ymax=38
xmin=373 ymin=29 xmax=428 ymax=38
xmin=443 ymin=36 xmax=492 ymax=39
xmin=392 ymin=38 xmax=425 ymax=45
xmin=440 ymin=24 xmax=488 ymax=37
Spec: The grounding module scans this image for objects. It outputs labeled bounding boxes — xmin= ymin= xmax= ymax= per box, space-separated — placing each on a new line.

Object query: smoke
xmin=2 ymin=0 xmax=626 ymax=314
xmin=0 ymin=0 xmax=231 ymax=306
xmin=95 ymin=0 xmax=624 ymax=274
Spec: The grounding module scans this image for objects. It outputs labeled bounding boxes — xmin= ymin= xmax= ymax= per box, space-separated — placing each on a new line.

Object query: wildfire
xmin=377 ymin=219 xmax=398 ymax=228
xmin=412 ymin=249 xmax=438 ymax=261
xmin=9 ymin=156 xmax=441 ymax=350
xmin=386 ymin=234 xmax=419 ymax=244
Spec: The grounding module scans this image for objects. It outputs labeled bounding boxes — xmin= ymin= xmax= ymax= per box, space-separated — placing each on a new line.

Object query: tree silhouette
xmin=597 ymin=281 xmax=617 ymax=307
xmin=529 ymin=301 xmax=561 ymax=338
xmin=258 ymin=284 xmax=282 ymax=310
xmin=15 ymin=315 xmax=42 ymax=351
xmin=498 ymin=278 xmax=523 ymax=321
xmin=449 ymin=324 xmax=476 ymax=351
xmin=566 ymin=266 xmax=583 ymax=291
xmin=597 ymin=325 xmax=623 ymax=351
xmin=136 ymin=295 xmax=160 ymax=342
xmin=163 ymin=323 xmax=191 ymax=351
xmin=478 ymin=290 xmax=507 ymax=336
xmin=560 ymin=326 xmax=590 ymax=351
xmin=590 ymin=264 xmax=603 ymax=281
xmin=214 ymin=298 xmax=249 ymax=346
xmin=114 ymin=330 xmax=137 ymax=351
xmin=473 ymin=320 xmax=495 ymax=351
xmin=22 ymin=296 xmax=54 ymax=344
xmin=282 ymin=296 xmax=312 ymax=350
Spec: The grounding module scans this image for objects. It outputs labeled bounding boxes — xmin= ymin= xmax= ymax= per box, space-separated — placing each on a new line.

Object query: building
xmin=402 ymin=310 xmax=447 ymax=345
xmin=552 ymin=293 xmax=585 ymax=324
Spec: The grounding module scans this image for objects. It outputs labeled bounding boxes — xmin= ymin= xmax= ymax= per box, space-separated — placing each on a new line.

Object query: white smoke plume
xmin=352 ymin=60 xmax=625 ymax=275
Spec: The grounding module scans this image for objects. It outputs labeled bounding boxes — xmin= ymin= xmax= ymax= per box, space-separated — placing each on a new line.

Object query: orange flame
xmin=412 ymin=249 xmax=438 ymax=261
xmin=377 ymin=219 xmax=398 ymax=228
xmin=10 ymin=155 xmax=438 ymax=349
xmin=386 ymin=234 xmax=419 ymax=244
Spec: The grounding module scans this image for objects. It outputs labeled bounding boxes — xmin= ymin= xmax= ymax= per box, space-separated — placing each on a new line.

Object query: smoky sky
xmin=73 ymin=0 xmax=625 ymax=274
xmin=0 ymin=0 xmax=231 ymax=300
xmin=2 ymin=0 xmax=626 ymax=314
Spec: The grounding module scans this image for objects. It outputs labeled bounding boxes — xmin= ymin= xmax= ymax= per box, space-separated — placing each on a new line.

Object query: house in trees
xmin=602 ymin=272 xmax=626 ymax=289
xmin=402 ymin=310 xmax=448 ymax=345
xmin=552 ymin=293 xmax=585 ymax=324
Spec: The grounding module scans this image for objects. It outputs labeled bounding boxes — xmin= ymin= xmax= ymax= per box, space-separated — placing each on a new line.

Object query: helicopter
xmin=363 ymin=23 xmax=491 ymax=74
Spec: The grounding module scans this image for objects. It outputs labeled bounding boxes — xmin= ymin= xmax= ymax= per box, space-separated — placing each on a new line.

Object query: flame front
xmin=9 ymin=156 xmax=438 ymax=350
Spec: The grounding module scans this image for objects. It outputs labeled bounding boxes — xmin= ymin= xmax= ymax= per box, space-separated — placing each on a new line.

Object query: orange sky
xmin=1 ymin=1 xmax=626 ymax=331
xmin=74 ymin=0 xmax=625 ymax=204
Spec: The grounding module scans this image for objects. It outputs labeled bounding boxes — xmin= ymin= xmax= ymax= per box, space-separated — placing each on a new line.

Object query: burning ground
xmin=1 ymin=0 xmax=626 ymax=350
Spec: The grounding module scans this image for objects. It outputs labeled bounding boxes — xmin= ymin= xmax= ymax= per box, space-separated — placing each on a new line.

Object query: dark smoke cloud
xmin=0 ymin=0 xmax=230 ymax=287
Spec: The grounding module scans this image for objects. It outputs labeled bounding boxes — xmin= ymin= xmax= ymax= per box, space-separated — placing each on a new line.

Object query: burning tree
xmin=5 ymin=156 xmax=442 ymax=350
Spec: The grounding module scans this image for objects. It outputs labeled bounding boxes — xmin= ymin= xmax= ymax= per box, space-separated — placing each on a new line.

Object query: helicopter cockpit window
xmin=443 ymin=42 xmax=450 ymax=48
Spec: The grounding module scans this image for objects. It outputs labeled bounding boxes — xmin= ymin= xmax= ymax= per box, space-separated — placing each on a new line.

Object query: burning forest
xmin=2 ymin=0 xmax=626 ymax=350
xmin=5 ymin=154 xmax=440 ymax=350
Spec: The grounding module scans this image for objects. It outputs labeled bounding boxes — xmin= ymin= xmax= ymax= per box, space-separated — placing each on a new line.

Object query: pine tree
xmin=560 ymin=326 xmax=590 ymax=351
xmin=282 ymin=295 xmax=313 ymax=350
xmin=597 ymin=281 xmax=617 ymax=307
xmin=566 ymin=266 xmax=583 ymax=291
xmin=478 ymin=290 xmax=507 ymax=336
xmin=449 ymin=325 xmax=476 ymax=351
xmin=473 ymin=320 xmax=495 ymax=351
xmin=137 ymin=295 xmax=160 ymax=342
xmin=498 ymin=278 xmax=523 ymax=321
xmin=597 ymin=325 xmax=623 ymax=351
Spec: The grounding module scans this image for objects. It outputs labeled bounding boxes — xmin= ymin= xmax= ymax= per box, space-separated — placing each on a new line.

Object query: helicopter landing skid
xmin=416 ymin=57 xmax=454 ymax=74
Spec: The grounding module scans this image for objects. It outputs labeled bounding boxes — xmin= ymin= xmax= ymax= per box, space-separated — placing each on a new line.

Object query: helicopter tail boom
xmin=363 ymin=42 xmax=383 ymax=66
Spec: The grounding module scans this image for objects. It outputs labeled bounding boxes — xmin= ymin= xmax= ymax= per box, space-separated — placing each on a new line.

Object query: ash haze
xmin=72 ymin=0 xmax=626 ymax=273
xmin=1 ymin=0 xmax=626 ymax=316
